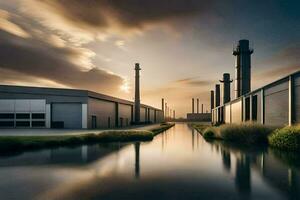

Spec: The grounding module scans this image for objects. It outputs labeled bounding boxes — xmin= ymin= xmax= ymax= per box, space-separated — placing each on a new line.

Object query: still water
xmin=0 ymin=123 xmax=300 ymax=200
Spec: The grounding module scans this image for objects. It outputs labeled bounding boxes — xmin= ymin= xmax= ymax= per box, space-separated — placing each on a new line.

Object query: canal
xmin=0 ymin=123 xmax=299 ymax=200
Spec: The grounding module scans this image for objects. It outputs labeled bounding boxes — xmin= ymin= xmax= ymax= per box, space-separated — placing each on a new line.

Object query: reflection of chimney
xmin=210 ymin=90 xmax=214 ymax=111
xmin=134 ymin=142 xmax=140 ymax=179
xmin=192 ymin=98 xmax=195 ymax=113
xmin=220 ymin=73 xmax=232 ymax=104
xmin=134 ymin=63 xmax=141 ymax=123
xmin=215 ymin=84 xmax=220 ymax=107
xmin=197 ymin=99 xmax=199 ymax=113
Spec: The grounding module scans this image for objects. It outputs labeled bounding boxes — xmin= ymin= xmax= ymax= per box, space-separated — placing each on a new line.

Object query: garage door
xmin=52 ymin=103 xmax=82 ymax=129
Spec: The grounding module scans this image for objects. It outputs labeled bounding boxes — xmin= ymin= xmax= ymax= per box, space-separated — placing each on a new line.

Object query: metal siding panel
xmin=119 ymin=104 xmax=132 ymax=126
xmin=140 ymin=107 xmax=146 ymax=122
xmin=88 ymin=98 xmax=115 ymax=128
xmin=295 ymin=85 xmax=300 ymax=123
xmin=225 ymin=104 xmax=231 ymax=123
xmin=265 ymin=89 xmax=288 ymax=126
xmin=52 ymin=103 xmax=82 ymax=129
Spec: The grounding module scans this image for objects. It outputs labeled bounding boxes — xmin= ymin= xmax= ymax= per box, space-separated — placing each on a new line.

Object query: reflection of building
xmin=0 ymin=64 xmax=164 ymax=129
xmin=255 ymin=152 xmax=300 ymax=199
xmin=0 ymin=143 xmax=126 ymax=167
xmin=235 ymin=155 xmax=251 ymax=196
xmin=211 ymin=39 xmax=300 ymax=126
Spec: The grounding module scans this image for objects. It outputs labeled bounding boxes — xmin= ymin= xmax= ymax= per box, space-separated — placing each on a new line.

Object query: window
xmin=252 ymin=95 xmax=258 ymax=121
xmin=32 ymin=113 xmax=45 ymax=119
xmin=0 ymin=121 xmax=14 ymax=127
xmin=0 ymin=113 xmax=14 ymax=119
xmin=16 ymin=113 xmax=30 ymax=119
xmin=32 ymin=121 xmax=45 ymax=127
xmin=16 ymin=121 xmax=30 ymax=127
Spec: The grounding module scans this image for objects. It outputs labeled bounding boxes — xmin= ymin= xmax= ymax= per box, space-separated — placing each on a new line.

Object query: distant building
xmin=0 ymin=85 xmax=164 ymax=129
xmin=211 ymin=39 xmax=300 ymax=126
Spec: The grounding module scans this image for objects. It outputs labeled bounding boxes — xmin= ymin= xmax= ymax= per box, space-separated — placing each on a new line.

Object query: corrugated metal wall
xmin=119 ymin=103 xmax=132 ymax=127
xmin=264 ymin=79 xmax=289 ymax=126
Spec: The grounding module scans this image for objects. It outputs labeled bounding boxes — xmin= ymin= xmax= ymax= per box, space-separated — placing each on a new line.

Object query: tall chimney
xmin=220 ymin=73 xmax=232 ymax=104
xmin=215 ymin=84 xmax=220 ymax=107
xmin=233 ymin=39 xmax=253 ymax=98
xmin=173 ymin=110 xmax=175 ymax=119
xmin=202 ymin=104 xmax=204 ymax=114
xmin=210 ymin=90 xmax=214 ymax=111
xmin=165 ymin=103 xmax=167 ymax=118
xmin=134 ymin=63 xmax=141 ymax=123
xmin=192 ymin=98 xmax=195 ymax=113
xmin=197 ymin=99 xmax=199 ymax=113
xmin=162 ymin=98 xmax=164 ymax=118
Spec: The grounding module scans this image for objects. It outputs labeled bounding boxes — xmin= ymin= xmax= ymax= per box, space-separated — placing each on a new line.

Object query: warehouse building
xmin=211 ymin=39 xmax=300 ymax=126
xmin=0 ymin=85 xmax=164 ymax=129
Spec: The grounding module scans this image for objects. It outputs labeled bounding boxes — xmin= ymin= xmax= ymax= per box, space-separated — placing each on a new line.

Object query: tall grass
xmin=219 ymin=123 xmax=273 ymax=145
xmin=268 ymin=125 xmax=300 ymax=151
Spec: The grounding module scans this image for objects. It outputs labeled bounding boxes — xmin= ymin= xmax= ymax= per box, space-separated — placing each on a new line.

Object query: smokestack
xmin=220 ymin=73 xmax=232 ymax=104
xmin=197 ymin=99 xmax=199 ymax=113
xmin=162 ymin=98 xmax=164 ymax=117
xmin=215 ymin=84 xmax=220 ymax=107
xmin=233 ymin=39 xmax=253 ymax=98
xmin=201 ymin=104 xmax=204 ymax=114
xmin=165 ymin=103 xmax=167 ymax=118
xmin=210 ymin=90 xmax=214 ymax=111
xmin=134 ymin=63 xmax=141 ymax=123
xmin=192 ymin=98 xmax=195 ymax=113
xmin=173 ymin=110 xmax=175 ymax=119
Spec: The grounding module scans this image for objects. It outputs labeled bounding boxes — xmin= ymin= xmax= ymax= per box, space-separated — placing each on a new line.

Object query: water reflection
xmin=0 ymin=123 xmax=300 ymax=200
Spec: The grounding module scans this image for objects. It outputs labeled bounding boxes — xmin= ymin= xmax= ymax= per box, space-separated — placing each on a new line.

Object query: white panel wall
xmin=225 ymin=104 xmax=231 ymax=123
xmin=0 ymin=100 xmax=14 ymax=112
xmin=231 ymin=100 xmax=242 ymax=124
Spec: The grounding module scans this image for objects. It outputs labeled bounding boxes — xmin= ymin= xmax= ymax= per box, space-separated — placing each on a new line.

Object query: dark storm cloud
xmin=0 ymin=29 xmax=124 ymax=94
xmin=31 ymin=0 xmax=214 ymax=30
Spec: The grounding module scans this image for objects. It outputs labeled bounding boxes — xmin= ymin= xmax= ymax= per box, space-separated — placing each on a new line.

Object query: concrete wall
xmin=88 ymin=98 xmax=115 ymax=129
xmin=118 ymin=103 xmax=132 ymax=127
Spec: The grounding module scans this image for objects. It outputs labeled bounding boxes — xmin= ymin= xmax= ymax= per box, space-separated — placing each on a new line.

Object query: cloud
xmin=0 ymin=25 xmax=126 ymax=95
xmin=21 ymin=0 xmax=214 ymax=43
xmin=253 ymin=44 xmax=300 ymax=87
xmin=0 ymin=9 xmax=30 ymax=38
xmin=175 ymin=77 xmax=214 ymax=87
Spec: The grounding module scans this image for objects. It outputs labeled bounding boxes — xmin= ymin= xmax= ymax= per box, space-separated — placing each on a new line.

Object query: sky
xmin=0 ymin=0 xmax=299 ymax=118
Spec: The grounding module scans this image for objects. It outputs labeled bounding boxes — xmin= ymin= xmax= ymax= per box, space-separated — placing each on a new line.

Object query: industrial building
xmin=0 ymin=64 xmax=164 ymax=129
xmin=186 ymin=98 xmax=212 ymax=122
xmin=211 ymin=39 xmax=300 ymax=126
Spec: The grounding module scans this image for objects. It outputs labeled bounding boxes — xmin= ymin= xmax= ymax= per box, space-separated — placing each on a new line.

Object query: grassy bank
xmin=191 ymin=122 xmax=300 ymax=151
xmin=0 ymin=123 xmax=174 ymax=153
